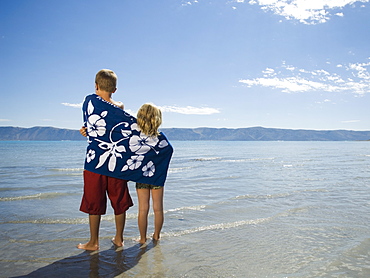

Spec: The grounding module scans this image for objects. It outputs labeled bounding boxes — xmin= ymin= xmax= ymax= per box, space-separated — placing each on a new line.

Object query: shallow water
xmin=0 ymin=141 xmax=369 ymax=277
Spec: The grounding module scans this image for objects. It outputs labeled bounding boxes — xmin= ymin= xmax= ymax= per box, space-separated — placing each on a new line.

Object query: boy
xmin=77 ymin=69 xmax=133 ymax=251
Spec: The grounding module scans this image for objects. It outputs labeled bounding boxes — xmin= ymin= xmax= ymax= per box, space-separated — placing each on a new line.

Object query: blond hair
xmin=137 ymin=103 xmax=162 ymax=137
xmin=95 ymin=69 xmax=117 ymax=93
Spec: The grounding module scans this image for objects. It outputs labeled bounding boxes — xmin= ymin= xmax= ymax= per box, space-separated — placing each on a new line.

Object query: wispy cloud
xmin=315 ymin=99 xmax=333 ymax=104
xmin=62 ymin=102 xmax=82 ymax=108
xmin=61 ymin=102 xmax=219 ymax=115
xmin=0 ymin=119 xmax=11 ymax=122
xmin=234 ymin=0 xmax=369 ymax=24
xmin=159 ymin=105 xmax=220 ymax=115
xmin=341 ymin=120 xmax=360 ymax=123
xmin=181 ymin=0 xmax=199 ymax=6
xmin=130 ymin=106 xmax=220 ymax=116
xmin=239 ymin=59 xmax=370 ymax=95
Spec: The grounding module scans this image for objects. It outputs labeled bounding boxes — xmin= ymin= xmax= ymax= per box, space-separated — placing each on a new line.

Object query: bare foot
xmin=111 ymin=237 xmax=123 ymax=247
xmin=77 ymin=243 xmax=99 ymax=251
xmin=135 ymin=237 xmax=147 ymax=244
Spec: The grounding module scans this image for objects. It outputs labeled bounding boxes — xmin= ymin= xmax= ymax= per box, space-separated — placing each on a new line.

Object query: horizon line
xmin=1 ymin=125 xmax=369 ymax=132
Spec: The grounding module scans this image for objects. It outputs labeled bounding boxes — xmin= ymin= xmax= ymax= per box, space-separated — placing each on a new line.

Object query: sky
xmin=1 ymin=0 xmax=370 ymax=131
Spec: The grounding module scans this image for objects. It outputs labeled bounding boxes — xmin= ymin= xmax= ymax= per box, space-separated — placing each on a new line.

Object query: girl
xmin=135 ymin=103 xmax=165 ymax=243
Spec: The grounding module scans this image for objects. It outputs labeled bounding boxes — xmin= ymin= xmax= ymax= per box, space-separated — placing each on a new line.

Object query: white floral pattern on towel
xmin=85 ymin=100 xmax=166 ymax=178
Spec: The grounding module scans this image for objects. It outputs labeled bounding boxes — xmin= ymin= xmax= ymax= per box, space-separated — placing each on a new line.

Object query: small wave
xmin=232 ymin=189 xmax=328 ymax=201
xmin=163 ymin=206 xmax=310 ymax=238
xmin=193 ymin=157 xmax=222 ymax=161
xmin=251 ymin=157 xmax=275 ymax=161
xmin=233 ymin=192 xmax=292 ymax=200
xmin=49 ymin=168 xmax=84 ymax=172
xmin=2 ymin=214 xmax=139 ymax=225
xmin=100 ymin=213 xmax=138 ymax=221
xmin=224 ymin=157 xmax=275 ymax=162
xmin=168 ymin=166 xmax=193 ymax=173
xmin=39 ymin=173 xmax=83 ymax=178
xmin=164 ymin=217 xmax=272 ymax=237
xmin=0 ymin=192 xmax=70 ymax=202
xmin=4 ymin=218 xmax=89 ymax=224
xmin=166 ymin=205 xmax=207 ymax=213
xmin=192 ymin=157 xmax=275 ymax=163
xmin=97 ymin=208 xmax=207 ymax=221
xmin=222 ymin=158 xmax=253 ymax=163
xmin=9 ymin=237 xmax=92 ymax=245
xmin=8 ymin=235 xmax=138 ymax=245
xmin=222 ymin=159 xmax=251 ymax=162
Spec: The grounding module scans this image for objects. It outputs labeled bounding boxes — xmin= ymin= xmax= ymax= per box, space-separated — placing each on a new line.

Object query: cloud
xmin=61 ymin=102 xmax=219 ymax=115
xmin=341 ymin=120 xmax=360 ymax=123
xmin=159 ymin=105 xmax=220 ymax=115
xmin=62 ymin=102 xmax=82 ymax=108
xmin=0 ymin=119 xmax=11 ymax=122
xmin=235 ymin=0 xmax=370 ymax=24
xmin=124 ymin=109 xmax=136 ymax=116
xmin=239 ymin=58 xmax=370 ymax=95
xmin=315 ymin=99 xmax=334 ymax=104
xmin=182 ymin=0 xmax=198 ymax=6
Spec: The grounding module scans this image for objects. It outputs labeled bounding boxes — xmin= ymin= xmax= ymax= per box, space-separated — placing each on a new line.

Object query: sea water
xmin=0 ymin=140 xmax=369 ymax=278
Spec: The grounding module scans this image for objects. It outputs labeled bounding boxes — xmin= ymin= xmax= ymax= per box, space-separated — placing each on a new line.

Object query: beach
xmin=1 ymin=140 xmax=369 ymax=277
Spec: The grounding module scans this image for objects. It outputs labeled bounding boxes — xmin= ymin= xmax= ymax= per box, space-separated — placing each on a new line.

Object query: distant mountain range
xmin=0 ymin=126 xmax=369 ymax=141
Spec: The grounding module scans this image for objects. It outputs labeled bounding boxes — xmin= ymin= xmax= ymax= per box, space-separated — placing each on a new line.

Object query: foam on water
xmin=49 ymin=168 xmax=84 ymax=172
xmin=232 ymin=188 xmax=329 ymax=200
xmin=0 ymin=192 xmax=71 ymax=201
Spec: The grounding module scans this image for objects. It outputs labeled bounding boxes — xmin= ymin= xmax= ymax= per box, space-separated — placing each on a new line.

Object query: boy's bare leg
xmin=77 ymin=214 xmax=100 ymax=251
xmin=136 ymin=188 xmax=150 ymax=244
xmin=112 ymin=213 xmax=126 ymax=247
xmin=152 ymin=187 xmax=164 ymax=241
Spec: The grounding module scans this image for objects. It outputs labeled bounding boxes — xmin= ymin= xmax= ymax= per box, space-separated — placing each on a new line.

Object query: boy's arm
xmin=81 ymin=95 xmax=90 ymax=137
xmin=80 ymin=126 xmax=87 ymax=137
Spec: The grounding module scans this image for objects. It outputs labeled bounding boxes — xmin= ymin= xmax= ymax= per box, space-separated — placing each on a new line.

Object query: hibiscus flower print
xmin=95 ymin=140 xmax=126 ymax=172
xmin=142 ymin=161 xmax=155 ymax=177
xmin=129 ymin=133 xmax=159 ymax=155
xmin=122 ymin=155 xmax=144 ymax=171
xmin=86 ymin=149 xmax=96 ymax=163
xmin=87 ymin=113 xmax=107 ymax=137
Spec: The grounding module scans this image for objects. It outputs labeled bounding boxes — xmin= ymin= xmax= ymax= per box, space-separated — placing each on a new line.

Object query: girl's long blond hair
xmin=137 ymin=103 xmax=162 ymax=137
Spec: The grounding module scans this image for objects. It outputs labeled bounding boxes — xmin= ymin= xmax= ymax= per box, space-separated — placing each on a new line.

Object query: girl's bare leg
xmin=136 ymin=188 xmax=150 ymax=244
xmin=152 ymin=187 xmax=164 ymax=241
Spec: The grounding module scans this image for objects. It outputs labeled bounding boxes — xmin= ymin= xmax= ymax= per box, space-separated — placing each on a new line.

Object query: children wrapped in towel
xmin=82 ymin=93 xmax=173 ymax=187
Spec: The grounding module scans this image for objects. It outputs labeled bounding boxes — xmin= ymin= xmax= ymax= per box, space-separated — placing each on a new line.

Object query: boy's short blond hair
xmin=95 ymin=69 xmax=117 ymax=93
xmin=137 ymin=103 xmax=162 ymax=137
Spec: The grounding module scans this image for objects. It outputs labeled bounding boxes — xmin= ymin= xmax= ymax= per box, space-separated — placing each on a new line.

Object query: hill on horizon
xmin=0 ymin=126 xmax=369 ymax=141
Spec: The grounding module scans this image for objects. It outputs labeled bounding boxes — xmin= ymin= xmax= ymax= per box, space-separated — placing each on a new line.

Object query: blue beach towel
xmin=82 ymin=94 xmax=173 ymax=186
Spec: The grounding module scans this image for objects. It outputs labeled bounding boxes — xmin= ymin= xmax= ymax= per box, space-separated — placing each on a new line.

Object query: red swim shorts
xmin=80 ymin=170 xmax=133 ymax=215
